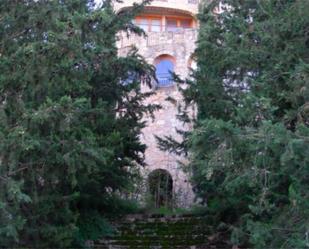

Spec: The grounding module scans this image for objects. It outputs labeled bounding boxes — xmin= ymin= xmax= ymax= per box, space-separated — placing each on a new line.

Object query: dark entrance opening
xmin=148 ymin=169 xmax=173 ymax=208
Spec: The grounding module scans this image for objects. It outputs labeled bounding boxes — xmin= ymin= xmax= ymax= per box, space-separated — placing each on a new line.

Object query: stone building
xmin=114 ymin=0 xmax=200 ymax=208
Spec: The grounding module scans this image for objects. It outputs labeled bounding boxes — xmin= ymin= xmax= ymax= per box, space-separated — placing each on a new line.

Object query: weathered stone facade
xmin=115 ymin=1 xmax=198 ymax=207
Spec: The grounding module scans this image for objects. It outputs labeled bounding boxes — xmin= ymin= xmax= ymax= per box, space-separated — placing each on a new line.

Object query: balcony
xmin=117 ymin=27 xmax=198 ymax=49
xmin=155 ymin=73 xmax=174 ymax=88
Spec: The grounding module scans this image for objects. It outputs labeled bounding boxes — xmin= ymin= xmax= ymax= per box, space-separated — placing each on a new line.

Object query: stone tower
xmin=114 ymin=0 xmax=199 ymax=208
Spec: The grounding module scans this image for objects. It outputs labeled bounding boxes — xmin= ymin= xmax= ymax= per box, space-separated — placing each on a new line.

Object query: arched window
xmin=189 ymin=60 xmax=197 ymax=71
xmin=155 ymin=55 xmax=175 ymax=87
xmin=188 ymin=55 xmax=197 ymax=71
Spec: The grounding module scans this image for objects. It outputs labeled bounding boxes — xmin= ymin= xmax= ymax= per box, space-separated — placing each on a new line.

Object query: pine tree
xmin=0 ymin=0 xmax=155 ymax=247
xmin=161 ymin=0 xmax=309 ymax=248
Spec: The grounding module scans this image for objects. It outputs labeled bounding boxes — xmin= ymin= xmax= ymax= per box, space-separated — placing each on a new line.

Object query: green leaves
xmin=0 ymin=0 xmax=155 ymax=247
xmin=178 ymin=0 xmax=309 ymax=247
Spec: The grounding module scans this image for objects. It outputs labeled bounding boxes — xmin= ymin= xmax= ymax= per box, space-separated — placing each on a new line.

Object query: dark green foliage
xmin=0 ymin=0 xmax=155 ymax=247
xmin=74 ymin=211 xmax=115 ymax=246
xmin=161 ymin=0 xmax=309 ymax=248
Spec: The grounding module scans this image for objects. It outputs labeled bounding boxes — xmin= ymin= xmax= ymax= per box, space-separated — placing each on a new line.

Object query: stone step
xmin=114 ymin=231 xmax=210 ymax=239
xmin=108 ymin=234 xmax=208 ymax=242
xmin=95 ymin=246 xmax=212 ymax=249
xmin=95 ymin=215 xmax=222 ymax=249
xmin=117 ymin=225 xmax=210 ymax=232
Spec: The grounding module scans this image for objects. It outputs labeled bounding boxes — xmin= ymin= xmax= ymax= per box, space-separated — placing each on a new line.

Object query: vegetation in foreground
xmin=0 ymin=0 xmax=155 ymax=247
xmin=159 ymin=0 xmax=309 ymax=248
xmin=0 ymin=0 xmax=308 ymax=248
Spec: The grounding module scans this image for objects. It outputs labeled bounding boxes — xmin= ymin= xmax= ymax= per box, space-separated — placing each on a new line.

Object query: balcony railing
xmin=156 ymin=73 xmax=174 ymax=87
xmin=117 ymin=28 xmax=198 ymax=49
xmin=135 ymin=24 xmax=195 ymax=32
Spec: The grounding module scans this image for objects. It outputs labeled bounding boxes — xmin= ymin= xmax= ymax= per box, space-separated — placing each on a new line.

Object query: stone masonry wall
xmin=117 ymin=10 xmax=198 ymax=208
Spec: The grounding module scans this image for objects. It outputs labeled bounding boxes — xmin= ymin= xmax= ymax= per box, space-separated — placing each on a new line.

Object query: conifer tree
xmin=160 ymin=0 xmax=309 ymax=247
xmin=0 ymin=0 xmax=154 ymax=247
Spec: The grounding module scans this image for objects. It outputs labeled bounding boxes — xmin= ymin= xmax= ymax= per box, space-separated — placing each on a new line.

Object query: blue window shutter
xmin=155 ymin=59 xmax=174 ymax=87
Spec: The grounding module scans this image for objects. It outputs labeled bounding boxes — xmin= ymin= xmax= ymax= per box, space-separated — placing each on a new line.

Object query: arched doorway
xmin=148 ymin=169 xmax=173 ymax=208
xmin=154 ymin=55 xmax=175 ymax=87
